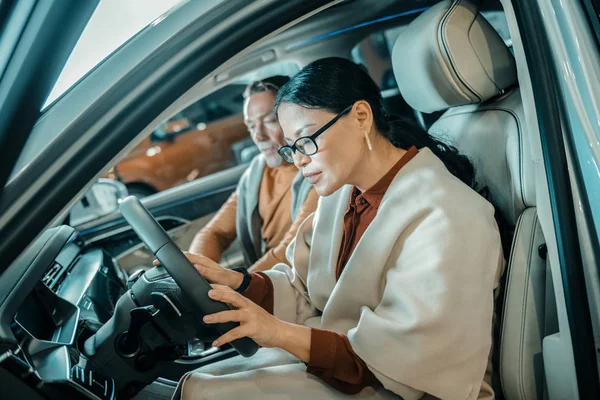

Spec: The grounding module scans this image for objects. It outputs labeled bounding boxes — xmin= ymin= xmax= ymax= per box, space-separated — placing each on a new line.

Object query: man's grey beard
xmin=265 ymin=155 xmax=283 ymax=168
xmin=257 ymin=142 xmax=283 ymax=168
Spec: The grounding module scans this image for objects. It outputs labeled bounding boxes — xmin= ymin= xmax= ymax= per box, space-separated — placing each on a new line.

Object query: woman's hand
xmin=203 ymin=285 xmax=286 ymax=349
xmin=154 ymin=252 xmax=243 ymax=291
xmin=156 ymin=254 xmax=313 ymax=361
xmin=205 ymin=285 xmax=312 ymax=361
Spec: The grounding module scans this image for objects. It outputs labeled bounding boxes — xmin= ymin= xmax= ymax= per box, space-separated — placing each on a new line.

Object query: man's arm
xmin=188 ymin=191 xmax=238 ymax=262
xmin=248 ymin=188 xmax=319 ymax=272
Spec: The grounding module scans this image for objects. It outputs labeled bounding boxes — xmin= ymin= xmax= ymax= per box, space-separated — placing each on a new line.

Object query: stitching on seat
xmin=516 ymin=107 xmax=524 ymax=209
xmin=439 ymin=0 xmax=483 ymax=102
xmin=439 ymin=1 xmax=482 ymax=102
xmin=465 ymin=6 xmax=502 ymax=92
xmin=434 ymin=99 xmax=526 ymax=210
xmin=467 ymin=14 xmax=503 ymax=93
xmin=519 ymin=213 xmax=537 ymax=400
xmin=499 ymin=212 xmax=525 ymax=395
xmin=499 ymin=214 xmax=524 ymax=392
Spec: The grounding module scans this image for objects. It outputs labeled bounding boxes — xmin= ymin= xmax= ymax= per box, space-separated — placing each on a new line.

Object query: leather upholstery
xmin=392 ymin=0 xmax=517 ymax=113
xmin=393 ymin=2 xmax=545 ymax=399
xmin=430 ymin=88 xmax=535 ymax=225
xmin=500 ymin=208 xmax=546 ymax=400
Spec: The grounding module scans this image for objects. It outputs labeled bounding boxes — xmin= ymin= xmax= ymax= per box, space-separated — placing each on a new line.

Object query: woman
xmin=174 ymin=58 xmax=504 ymax=400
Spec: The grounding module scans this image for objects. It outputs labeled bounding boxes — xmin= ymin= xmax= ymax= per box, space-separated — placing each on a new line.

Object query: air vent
xmin=42 ymin=263 xmax=65 ymax=292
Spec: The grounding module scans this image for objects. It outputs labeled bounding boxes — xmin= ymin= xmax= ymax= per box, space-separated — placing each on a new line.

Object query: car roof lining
xmin=162 ymin=0 xmax=505 ymax=125
xmin=92 ymin=0 xmax=508 ymax=177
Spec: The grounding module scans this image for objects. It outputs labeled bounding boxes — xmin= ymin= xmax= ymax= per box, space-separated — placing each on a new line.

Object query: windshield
xmin=8 ymin=0 xmax=223 ymax=187
xmin=43 ymin=0 xmax=186 ymax=108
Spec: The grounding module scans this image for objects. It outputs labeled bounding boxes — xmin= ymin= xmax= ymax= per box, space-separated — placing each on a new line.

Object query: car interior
xmin=0 ymin=0 xmax=590 ymax=399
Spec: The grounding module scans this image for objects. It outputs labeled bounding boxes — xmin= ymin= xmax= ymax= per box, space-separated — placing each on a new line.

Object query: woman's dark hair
xmin=274 ymin=57 xmax=476 ymax=189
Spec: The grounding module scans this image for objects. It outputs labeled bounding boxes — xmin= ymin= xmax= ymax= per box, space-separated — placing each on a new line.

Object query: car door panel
xmin=75 ymin=163 xmax=248 ymax=270
xmin=113 ymin=212 xmax=213 ymax=273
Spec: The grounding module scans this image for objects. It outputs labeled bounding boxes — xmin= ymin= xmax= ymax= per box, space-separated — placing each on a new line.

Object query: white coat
xmin=175 ymin=148 xmax=504 ymax=400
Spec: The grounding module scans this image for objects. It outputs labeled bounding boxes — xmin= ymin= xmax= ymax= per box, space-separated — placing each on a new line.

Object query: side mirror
xmin=69 ymin=179 xmax=129 ymax=227
xmin=166 ymin=118 xmax=191 ymax=133
xmin=150 ymin=131 xmax=175 ymax=143
xmin=151 ymin=118 xmax=191 ymax=143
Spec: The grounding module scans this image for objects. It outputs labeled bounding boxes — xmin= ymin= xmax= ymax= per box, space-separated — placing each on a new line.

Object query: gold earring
xmin=364 ymin=131 xmax=373 ymax=150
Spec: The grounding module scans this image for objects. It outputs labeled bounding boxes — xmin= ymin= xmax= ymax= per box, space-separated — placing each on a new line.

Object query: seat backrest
xmin=392 ymin=1 xmax=547 ymax=399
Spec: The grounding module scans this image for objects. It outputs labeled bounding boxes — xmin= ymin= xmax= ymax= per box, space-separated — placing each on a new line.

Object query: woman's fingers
xmin=203 ymin=309 xmax=246 ymax=324
xmin=212 ymin=326 xmax=246 ymax=348
xmin=195 ymin=264 xmax=218 ymax=277
xmin=153 ymin=252 xmax=218 ymax=269
xmin=195 ymin=264 xmax=230 ymax=283
xmin=185 ymin=252 xmax=221 ymax=270
xmin=210 ymin=284 xmax=231 ymax=290
xmin=155 ymin=253 xmax=241 ymax=289
xmin=208 ymin=287 xmax=247 ymax=308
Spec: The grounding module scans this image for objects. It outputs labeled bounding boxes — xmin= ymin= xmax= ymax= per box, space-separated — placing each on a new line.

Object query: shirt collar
xmin=356 ymin=146 xmax=419 ymax=209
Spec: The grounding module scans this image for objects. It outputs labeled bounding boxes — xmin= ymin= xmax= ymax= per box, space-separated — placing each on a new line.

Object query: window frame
xmin=511 ymin=0 xmax=600 ymax=397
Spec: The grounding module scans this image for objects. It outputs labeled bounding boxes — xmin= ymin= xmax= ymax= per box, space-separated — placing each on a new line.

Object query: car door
xmin=0 ymin=0 xmax=99 ymax=197
xmin=73 ymin=162 xmax=249 ymax=274
xmin=79 ymin=83 xmax=256 ymax=274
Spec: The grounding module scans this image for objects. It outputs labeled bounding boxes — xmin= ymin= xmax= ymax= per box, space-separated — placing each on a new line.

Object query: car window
xmin=43 ymin=0 xmax=188 ymax=108
xmin=182 ymin=85 xmax=245 ymax=128
xmin=351 ymin=31 xmax=397 ymax=91
xmin=84 ymin=59 xmax=300 ymax=203
xmin=351 ymin=28 xmax=421 ymax=126
xmin=107 ymin=62 xmax=299 ymax=199
xmin=109 ymin=84 xmax=251 ymax=198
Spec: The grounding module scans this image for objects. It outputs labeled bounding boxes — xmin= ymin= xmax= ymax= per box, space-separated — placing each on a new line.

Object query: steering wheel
xmin=120 ymin=196 xmax=258 ymax=357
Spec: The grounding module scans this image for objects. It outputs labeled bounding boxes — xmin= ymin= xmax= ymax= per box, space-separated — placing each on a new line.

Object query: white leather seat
xmin=393 ymin=1 xmax=551 ymax=399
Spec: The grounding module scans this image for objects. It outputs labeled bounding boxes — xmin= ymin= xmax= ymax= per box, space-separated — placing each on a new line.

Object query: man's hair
xmin=243 ymin=75 xmax=291 ymax=99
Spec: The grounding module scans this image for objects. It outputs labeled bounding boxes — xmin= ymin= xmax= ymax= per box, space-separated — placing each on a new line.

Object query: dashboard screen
xmin=13 ymin=283 xmax=78 ymax=343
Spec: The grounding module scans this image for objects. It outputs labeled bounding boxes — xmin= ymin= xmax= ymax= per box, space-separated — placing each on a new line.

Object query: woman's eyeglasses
xmin=278 ymin=104 xmax=353 ymax=163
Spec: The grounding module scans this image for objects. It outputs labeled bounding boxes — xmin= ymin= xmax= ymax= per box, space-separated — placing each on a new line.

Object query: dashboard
xmin=15 ymin=242 xmax=126 ymax=337
xmin=0 ymin=223 xmax=238 ymax=399
xmin=1 ymin=225 xmax=127 ymax=400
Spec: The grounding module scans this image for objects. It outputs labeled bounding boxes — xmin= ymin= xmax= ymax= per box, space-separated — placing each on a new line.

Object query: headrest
xmin=392 ymin=0 xmax=517 ymax=113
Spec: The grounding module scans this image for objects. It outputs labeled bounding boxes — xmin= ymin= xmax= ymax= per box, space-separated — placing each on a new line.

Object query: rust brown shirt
xmin=189 ymin=163 xmax=318 ymax=272
xmin=258 ymin=163 xmax=300 ymax=251
xmin=245 ymin=147 xmax=419 ymax=394
xmin=253 ymin=164 xmax=319 ymax=272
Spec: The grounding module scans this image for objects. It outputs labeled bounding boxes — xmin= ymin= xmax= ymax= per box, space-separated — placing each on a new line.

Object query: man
xmin=189 ymin=76 xmax=318 ymax=272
